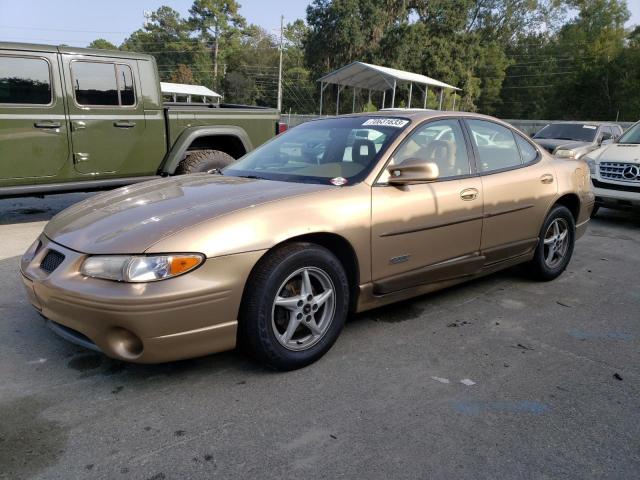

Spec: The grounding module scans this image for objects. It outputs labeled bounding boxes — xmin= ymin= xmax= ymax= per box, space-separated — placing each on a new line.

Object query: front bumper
xmin=592 ymin=178 xmax=640 ymax=210
xmin=21 ymin=237 xmax=265 ymax=363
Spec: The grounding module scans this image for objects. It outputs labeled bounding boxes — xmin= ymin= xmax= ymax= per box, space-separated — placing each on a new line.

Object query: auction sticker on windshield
xmin=362 ymin=118 xmax=409 ymax=128
xmin=583 ymin=125 xmax=597 ymax=129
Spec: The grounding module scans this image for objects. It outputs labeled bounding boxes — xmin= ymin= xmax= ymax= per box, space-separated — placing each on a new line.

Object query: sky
xmin=0 ymin=0 xmax=309 ymax=47
xmin=0 ymin=0 xmax=638 ymax=48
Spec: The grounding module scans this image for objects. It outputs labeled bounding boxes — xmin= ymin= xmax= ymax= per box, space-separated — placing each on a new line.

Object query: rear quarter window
xmin=0 ymin=55 xmax=52 ymax=105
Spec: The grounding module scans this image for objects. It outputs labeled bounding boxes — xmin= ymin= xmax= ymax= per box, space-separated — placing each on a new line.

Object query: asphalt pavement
xmin=0 ymin=193 xmax=638 ymax=480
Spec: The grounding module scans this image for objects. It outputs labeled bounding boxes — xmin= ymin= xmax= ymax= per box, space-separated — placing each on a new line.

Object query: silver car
xmin=532 ymin=122 xmax=623 ymax=160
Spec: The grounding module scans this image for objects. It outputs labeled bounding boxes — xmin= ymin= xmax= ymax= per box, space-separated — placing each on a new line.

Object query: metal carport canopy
xmin=317 ymin=61 xmax=460 ymax=114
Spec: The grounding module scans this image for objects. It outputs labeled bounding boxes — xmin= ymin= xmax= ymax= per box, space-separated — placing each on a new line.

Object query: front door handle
xmin=114 ymin=120 xmax=136 ymax=128
xmin=460 ymin=188 xmax=479 ymax=201
xmin=34 ymin=121 xmax=61 ymax=129
xmin=540 ymin=174 xmax=554 ymax=184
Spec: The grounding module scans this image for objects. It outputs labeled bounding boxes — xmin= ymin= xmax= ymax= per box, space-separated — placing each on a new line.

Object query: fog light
xmin=106 ymin=328 xmax=143 ymax=359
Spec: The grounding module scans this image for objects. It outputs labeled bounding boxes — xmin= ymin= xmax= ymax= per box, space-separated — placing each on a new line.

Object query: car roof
xmin=0 ymin=42 xmax=155 ymax=62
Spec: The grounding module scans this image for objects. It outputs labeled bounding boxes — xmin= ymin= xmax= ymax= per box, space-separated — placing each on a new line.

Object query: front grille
xmin=592 ymin=178 xmax=640 ymax=193
xmin=40 ymin=250 xmax=65 ymax=273
xmin=599 ymin=162 xmax=640 ymax=182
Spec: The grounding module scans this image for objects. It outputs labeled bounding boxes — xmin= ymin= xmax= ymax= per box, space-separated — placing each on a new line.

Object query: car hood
xmin=590 ymin=143 xmax=640 ymax=163
xmin=44 ymin=174 xmax=329 ymax=254
xmin=533 ymin=138 xmax=590 ymax=153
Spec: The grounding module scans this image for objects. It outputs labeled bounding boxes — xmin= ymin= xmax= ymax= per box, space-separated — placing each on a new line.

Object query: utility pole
xmin=277 ymin=15 xmax=284 ymax=112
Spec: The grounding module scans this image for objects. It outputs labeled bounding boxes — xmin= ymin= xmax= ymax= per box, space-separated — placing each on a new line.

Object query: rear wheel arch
xmin=162 ymin=126 xmax=252 ymax=174
xmin=551 ymin=193 xmax=580 ymax=223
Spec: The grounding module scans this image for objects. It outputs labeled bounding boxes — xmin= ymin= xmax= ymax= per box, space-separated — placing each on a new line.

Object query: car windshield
xmin=617 ymin=123 xmax=640 ymax=144
xmin=222 ymin=116 xmax=409 ymax=185
xmin=533 ymin=123 xmax=598 ymax=142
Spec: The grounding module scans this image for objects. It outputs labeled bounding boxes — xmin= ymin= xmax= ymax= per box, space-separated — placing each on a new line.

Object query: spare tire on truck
xmin=176 ymin=150 xmax=235 ymax=174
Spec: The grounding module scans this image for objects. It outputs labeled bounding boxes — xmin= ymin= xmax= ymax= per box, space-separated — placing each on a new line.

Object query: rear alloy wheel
xmin=528 ymin=205 xmax=575 ymax=281
xmin=176 ymin=149 xmax=235 ymax=174
xmin=240 ymin=243 xmax=349 ymax=370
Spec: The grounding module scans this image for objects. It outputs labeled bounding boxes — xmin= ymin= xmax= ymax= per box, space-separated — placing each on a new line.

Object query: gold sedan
xmin=21 ymin=111 xmax=594 ymax=370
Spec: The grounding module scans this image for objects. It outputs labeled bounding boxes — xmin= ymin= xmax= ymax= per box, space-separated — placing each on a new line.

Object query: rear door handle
xmin=34 ymin=121 xmax=61 ymax=129
xmin=540 ymin=174 xmax=554 ymax=184
xmin=114 ymin=121 xmax=136 ymax=128
xmin=460 ymin=188 xmax=479 ymax=201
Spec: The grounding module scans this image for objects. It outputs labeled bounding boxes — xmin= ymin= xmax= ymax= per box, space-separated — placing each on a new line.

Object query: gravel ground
xmin=1 ymin=193 xmax=638 ymax=480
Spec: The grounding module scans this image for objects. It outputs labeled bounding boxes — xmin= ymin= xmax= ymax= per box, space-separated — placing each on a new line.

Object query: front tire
xmin=176 ymin=149 xmax=235 ymax=174
xmin=528 ymin=205 xmax=575 ymax=281
xmin=239 ymin=243 xmax=349 ymax=370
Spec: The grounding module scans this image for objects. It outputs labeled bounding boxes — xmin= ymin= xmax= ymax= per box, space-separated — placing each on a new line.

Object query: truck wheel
xmin=176 ymin=150 xmax=235 ymax=174
xmin=239 ymin=242 xmax=349 ymax=371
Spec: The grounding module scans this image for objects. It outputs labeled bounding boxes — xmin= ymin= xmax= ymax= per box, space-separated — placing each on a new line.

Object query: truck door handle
xmin=114 ymin=121 xmax=136 ymax=128
xmin=540 ymin=174 xmax=554 ymax=184
xmin=34 ymin=121 xmax=61 ymax=129
xmin=74 ymin=153 xmax=89 ymax=163
xmin=460 ymin=188 xmax=479 ymax=201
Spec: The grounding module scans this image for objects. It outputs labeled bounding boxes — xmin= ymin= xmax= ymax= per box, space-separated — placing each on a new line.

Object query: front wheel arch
xmin=239 ymin=233 xmax=360 ymax=319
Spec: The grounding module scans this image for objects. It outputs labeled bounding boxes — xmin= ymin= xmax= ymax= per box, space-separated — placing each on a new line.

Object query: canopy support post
xmin=382 ymin=90 xmax=386 ymax=109
xmin=424 ymin=86 xmax=428 ymax=109
xmin=336 ymin=85 xmax=343 ymax=116
xmin=391 ymin=80 xmax=396 ymax=108
xmin=438 ymin=88 xmax=444 ymax=110
xmin=368 ymin=89 xmax=371 ymax=110
xmin=408 ymin=82 xmax=413 ymax=108
xmin=319 ymin=81 xmax=324 ymax=115
xmin=452 ymin=91 xmax=457 ymax=111
xmin=352 ymin=87 xmax=356 ymax=113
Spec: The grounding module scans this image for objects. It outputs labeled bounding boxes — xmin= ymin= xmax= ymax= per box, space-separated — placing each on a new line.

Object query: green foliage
xmin=86 ymin=0 xmax=639 ymax=119
xmin=88 ymin=39 xmax=119 ymax=50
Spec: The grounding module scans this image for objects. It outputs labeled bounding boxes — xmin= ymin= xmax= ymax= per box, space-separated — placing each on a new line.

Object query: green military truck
xmin=0 ymin=42 xmax=279 ymax=197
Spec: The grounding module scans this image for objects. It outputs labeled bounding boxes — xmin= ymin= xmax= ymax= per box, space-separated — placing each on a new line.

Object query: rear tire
xmin=527 ymin=205 xmax=575 ymax=281
xmin=176 ymin=149 xmax=235 ymax=174
xmin=239 ymin=242 xmax=349 ymax=370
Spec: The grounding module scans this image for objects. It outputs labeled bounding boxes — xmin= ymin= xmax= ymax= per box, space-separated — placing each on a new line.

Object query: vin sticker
xmin=362 ymin=118 xmax=409 ymax=128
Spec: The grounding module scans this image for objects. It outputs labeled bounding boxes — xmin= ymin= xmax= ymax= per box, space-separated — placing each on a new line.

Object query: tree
xmin=122 ymin=6 xmax=214 ymax=86
xmin=188 ymin=0 xmax=246 ymax=87
xmin=170 ymin=64 xmax=195 ymax=84
xmin=88 ymin=39 xmax=118 ymax=50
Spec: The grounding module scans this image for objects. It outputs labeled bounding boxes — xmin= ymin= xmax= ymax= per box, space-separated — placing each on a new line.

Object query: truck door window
xmin=72 ymin=61 xmax=135 ymax=107
xmin=0 ymin=56 xmax=51 ymax=105
xmin=117 ymin=65 xmax=135 ymax=106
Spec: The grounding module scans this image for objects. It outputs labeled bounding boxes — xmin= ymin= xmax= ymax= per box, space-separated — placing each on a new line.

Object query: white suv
xmin=585 ymin=121 xmax=640 ymax=216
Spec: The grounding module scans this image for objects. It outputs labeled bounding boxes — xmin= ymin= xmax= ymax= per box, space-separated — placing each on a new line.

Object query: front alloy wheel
xmin=240 ymin=242 xmax=349 ymax=370
xmin=272 ymin=267 xmax=336 ymax=351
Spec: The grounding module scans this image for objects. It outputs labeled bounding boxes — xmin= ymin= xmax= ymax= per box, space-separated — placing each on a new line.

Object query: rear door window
xmin=514 ymin=133 xmax=539 ymax=163
xmin=466 ymin=120 xmax=522 ymax=173
xmin=72 ymin=61 xmax=135 ymax=107
xmin=0 ymin=55 xmax=52 ymax=105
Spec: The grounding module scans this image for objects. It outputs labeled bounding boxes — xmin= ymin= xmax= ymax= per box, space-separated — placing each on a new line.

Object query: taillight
xmin=277 ymin=122 xmax=288 ymax=135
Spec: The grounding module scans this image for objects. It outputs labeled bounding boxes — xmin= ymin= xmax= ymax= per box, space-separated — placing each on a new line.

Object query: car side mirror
xmin=388 ymin=161 xmax=439 ymax=184
xmin=599 ymin=132 xmax=612 ymax=145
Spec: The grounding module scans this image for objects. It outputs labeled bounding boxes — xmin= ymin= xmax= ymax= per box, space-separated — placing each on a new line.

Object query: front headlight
xmin=555 ymin=149 xmax=576 ymax=158
xmin=81 ymin=254 xmax=204 ymax=282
